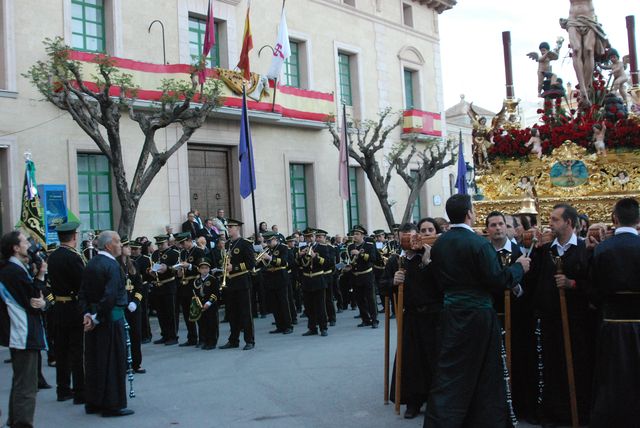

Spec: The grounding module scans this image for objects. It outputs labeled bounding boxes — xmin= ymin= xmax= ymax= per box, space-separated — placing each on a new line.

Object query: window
xmin=343 ymin=0 xmax=356 ymax=6
xmin=284 ymin=40 xmax=300 ymax=87
xmin=338 ymin=53 xmax=353 ymax=106
xmin=189 ymin=16 xmax=220 ymax=68
xmin=403 ymin=3 xmax=414 ymax=27
xmin=71 ymin=0 xmax=106 ymax=53
xmin=290 ymin=164 xmax=308 ymax=231
xmin=349 ymin=167 xmax=360 ymax=227
xmin=404 ymin=69 xmax=415 ymax=109
xmin=77 ymin=153 xmax=113 ymax=233
xmin=411 ymin=170 xmax=421 ymax=223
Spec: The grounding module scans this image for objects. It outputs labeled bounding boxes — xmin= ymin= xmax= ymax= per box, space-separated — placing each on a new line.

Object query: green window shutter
xmin=404 ymin=69 xmax=414 ymax=109
xmin=284 ymin=41 xmax=300 ymax=87
xmin=189 ymin=16 xmax=220 ymax=68
xmin=71 ymin=0 xmax=106 ymax=53
xmin=349 ymin=167 xmax=359 ymax=226
xmin=289 ymin=164 xmax=308 ymax=231
xmin=77 ymin=153 xmax=113 ymax=233
xmin=338 ymin=53 xmax=353 ymax=106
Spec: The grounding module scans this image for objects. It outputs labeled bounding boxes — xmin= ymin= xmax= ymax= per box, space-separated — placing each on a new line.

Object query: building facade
xmin=0 ymin=0 xmax=457 ymax=240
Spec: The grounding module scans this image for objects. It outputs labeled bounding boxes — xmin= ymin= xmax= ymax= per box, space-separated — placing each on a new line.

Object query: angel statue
xmin=467 ymin=103 xmax=506 ymax=171
xmin=527 ymin=38 xmax=563 ymax=97
xmin=525 ymin=128 xmax=543 ymax=159
xmin=599 ymin=48 xmax=630 ymax=104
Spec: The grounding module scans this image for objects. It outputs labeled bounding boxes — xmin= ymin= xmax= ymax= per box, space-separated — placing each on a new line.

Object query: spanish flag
xmin=236 ymin=1 xmax=253 ymax=81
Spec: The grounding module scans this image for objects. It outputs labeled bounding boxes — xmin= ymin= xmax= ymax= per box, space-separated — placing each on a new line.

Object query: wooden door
xmin=188 ymin=146 xmax=232 ymax=221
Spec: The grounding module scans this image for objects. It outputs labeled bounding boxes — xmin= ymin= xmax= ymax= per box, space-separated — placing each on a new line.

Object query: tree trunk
xmin=401 ymin=185 xmax=422 ymax=224
xmin=117 ymin=200 xmax=139 ymax=239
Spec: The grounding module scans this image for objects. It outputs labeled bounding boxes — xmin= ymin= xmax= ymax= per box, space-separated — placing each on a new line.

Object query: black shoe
xmin=85 ymin=404 xmax=101 ymax=414
xmin=152 ymin=338 xmax=166 ymax=345
xmin=336 ymin=309 xmax=343 ymax=313
xmin=219 ymin=342 xmax=239 ymax=349
xmin=329 ymin=321 xmax=336 ymax=327
xmin=357 ymin=322 xmax=372 ymax=327
xmin=57 ymin=393 xmax=73 ymax=402
xmin=371 ymin=321 xmax=379 ymax=329
xmin=73 ymin=397 xmax=85 ymax=405
xmin=178 ymin=341 xmax=197 ymax=347
xmin=133 ymin=368 xmax=146 ymax=374
xmin=320 ymin=330 xmax=328 ymax=337
xmin=301 ymin=313 xmax=308 ymax=318
xmin=164 ymin=339 xmax=178 ymax=346
xmin=201 ymin=344 xmax=215 ymax=350
xmin=102 ymin=408 xmax=135 ymax=417
xmin=269 ymin=329 xmax=284 ymax=334
xmin=38 ymin=381 xmax=52 ymax=390
xmin=404 ymin=404 xmax=420 ymax=419
xmin=271 ymin=322 xmax=277 ymax=325
xmin=141 ymin=337 xmax=151 ymax=344
xmin=3 ymin=358 xmax=11 ymax=363
xmin=292 ymin=319 xmax=298 ymax=325
xmin=260 ymin=314 xmax=267 ymax=319
xmin=390 ymin=314 xmax=396 ymax=319
xmin=354 ymin=314 xmax=361 ymax=319
xmin=243 ymin=343 xmax=255 ymax=350
xmin=302 ymin=330 xmax=317 ymax=336
xmin=282 ymin=328 xmax=293 ymax=334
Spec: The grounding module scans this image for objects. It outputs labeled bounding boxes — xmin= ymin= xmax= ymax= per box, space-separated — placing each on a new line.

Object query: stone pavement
xmin=0 ymin=309 xmax=544 ymax=427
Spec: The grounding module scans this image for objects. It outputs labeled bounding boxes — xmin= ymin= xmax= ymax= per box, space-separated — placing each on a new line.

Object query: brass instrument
xmin=220 ymin=250 xmax=230 ymax=289
xmin=255 ymin=248 xmax=271 ymax=264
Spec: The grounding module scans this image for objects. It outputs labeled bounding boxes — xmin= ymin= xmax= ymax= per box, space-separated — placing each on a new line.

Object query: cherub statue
xmin=517 ymin=176 xmax=535 ymax=198
xmin=592 ymin=122 xmax=607 ymax=156
xmin=616 ymin=170 xmax=629 ymax=187
xmin=599 ymin=48 xmax=630 ymax=104
xmin=467 ymin=103 xmax=506 ymax=170
xmin=527 ymin=39 xmax=563 ymax=97
xmin=525 ymin=128 xmax=543 ymax=159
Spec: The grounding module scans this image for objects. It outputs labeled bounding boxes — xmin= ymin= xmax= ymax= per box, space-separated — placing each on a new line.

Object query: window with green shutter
xmin=338 ymin=53 xmax=353 ymax=106
xmin=290 ymin=164 xmax=308 ymax=232
xmin=349 ymin=167 xmax=360 ymax=226
xmin=410 ymin=170 xmax=421 ymax=223
xmin=404 ymin=69 xmax=415 ymax=109
xmin=77 ymin=153 xmax=113 ymax=233
xmin=284 ymin=41 xmax=300 ymax=87
xmin=189 ymin=16 xmax=220 ymax=68
xmin=71 ymin=0 xmax=106 ymax=53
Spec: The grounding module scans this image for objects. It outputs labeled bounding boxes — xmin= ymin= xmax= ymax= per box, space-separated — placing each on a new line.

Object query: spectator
xmin=0 ymin=231 xmax=48 ymax=428
xmin=182 ymin=211 xmax=201 ymax=240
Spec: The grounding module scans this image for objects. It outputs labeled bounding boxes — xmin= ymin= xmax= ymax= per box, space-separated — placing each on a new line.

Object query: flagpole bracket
xmin=24 ymin=151 xmax=32 ymax=161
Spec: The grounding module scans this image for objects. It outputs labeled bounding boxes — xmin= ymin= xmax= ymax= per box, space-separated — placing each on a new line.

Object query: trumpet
xmin=255 ymin=248 xmax=271 ymax=263
xmin=220 ymin=250 xmax=230 ymax=289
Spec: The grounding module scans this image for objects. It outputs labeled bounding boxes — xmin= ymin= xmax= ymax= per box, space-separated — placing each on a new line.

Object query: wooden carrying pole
xmin=556 ymin=259 xmax=579 ymax=428
xmin=384 ymin=296 xmax=390 ymax=405
xmin=394 ymin=280 xmax=405 ymax=415
xmin=504 ymin=290 xmax=512 ymax=376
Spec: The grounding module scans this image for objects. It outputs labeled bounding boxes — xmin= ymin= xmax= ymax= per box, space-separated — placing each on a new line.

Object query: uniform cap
xmin=55 ymin=221 xmax=80 ymax=233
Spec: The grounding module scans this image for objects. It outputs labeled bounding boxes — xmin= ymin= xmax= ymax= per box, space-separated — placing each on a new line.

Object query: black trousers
xmin=251 ymin=274 xmax=267 ymax=317
xmin=425 ymin=307 xmax=505 ymax=428
xmin=354 ymin=284 xmax=378 ymax=324
xmin=52 ymin=302 xmax=84 ymax=399
xmin=303 ymin=288 xmax=327 ymax=332
xmin=198 ymin=303 xmax=219 ymax=347
xmin=8 ymin=349 xmax=39 ymax=428
xmin=286 ymin=273 xmax=298 ymax=322
xmin=178 ymin=295 xmax=198 ymax=343
xmin=339 ymin=273 xmax=355 ymax=310
xmin=124 ymin=306 xmax=142 ymax=369
xmin=266 ymin=285 xmax=292 ymax=330
xmin=155 ymin=291 xmax=177 ymax=341
xmin=226 ymin=287 xmax=254 ymax=345
xmin=324 ymin=275 xmax=336 ymax=322
xmin=140 ymin=283 xmax=152 ymax=341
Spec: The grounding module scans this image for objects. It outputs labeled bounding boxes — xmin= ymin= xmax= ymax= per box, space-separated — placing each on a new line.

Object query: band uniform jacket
xmin=47 ymin=245 xmax=86 ymax=300
xmin=225 ymin=238 xmax=255 ymax=290
xmin=178 ymin=246 xmax=206 ymax=297
xmin=348 ymin=241 xmax=376 ymax=288
xmin=297 ymin=243 xmax=326 ymax=291
xmin=151 ymin=247 xmax=180 ymax=295
xmin=258 ymin=243 xmax=289 ymax=290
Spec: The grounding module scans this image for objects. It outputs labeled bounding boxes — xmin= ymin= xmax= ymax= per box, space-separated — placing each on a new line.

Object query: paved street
xmin=1 ymin=309 xmax=547 ymax=428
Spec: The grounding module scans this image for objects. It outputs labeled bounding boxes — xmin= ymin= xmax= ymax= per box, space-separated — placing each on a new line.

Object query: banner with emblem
xmin=20 ymin=155 xmax=47 ymax=247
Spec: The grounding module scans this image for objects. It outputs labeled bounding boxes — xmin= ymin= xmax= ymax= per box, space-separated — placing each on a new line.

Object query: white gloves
xmin=127 ymin=302 xmax=137 ymax=312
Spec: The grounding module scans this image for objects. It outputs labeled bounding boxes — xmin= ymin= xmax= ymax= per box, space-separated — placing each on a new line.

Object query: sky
xmin=439 ymin=0 xmax=640 ymax=119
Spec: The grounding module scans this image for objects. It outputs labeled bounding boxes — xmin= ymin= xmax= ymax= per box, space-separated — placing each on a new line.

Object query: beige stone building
xmin=0 ymin=0 xmax=457 ymax=241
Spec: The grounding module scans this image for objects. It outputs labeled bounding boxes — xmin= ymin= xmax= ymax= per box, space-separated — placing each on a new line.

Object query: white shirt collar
xmin=494 ymin=238 xmax=513 ymax=253
xmin=98 ymin=250 xmax=116 ymax=261
xmin=450 ymin=223 xmax=474 ymax=233
xmin=615 ymin=226 xmax=639 ymax=236
xmin=551 ymin=233 xmax=578 ymax=256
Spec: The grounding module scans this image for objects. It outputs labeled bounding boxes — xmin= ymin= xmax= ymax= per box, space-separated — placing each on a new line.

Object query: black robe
xmin=589 ymin=231 xmax=640 ymax=427
xmin=79 ymin=253 xmax=128 ymax=411
xmin=425 ymin=227 xmax=524 ymax=428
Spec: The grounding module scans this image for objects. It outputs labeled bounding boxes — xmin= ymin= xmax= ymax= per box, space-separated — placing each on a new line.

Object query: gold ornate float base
xmin=473 ymin=141 xmax=640 ymax=225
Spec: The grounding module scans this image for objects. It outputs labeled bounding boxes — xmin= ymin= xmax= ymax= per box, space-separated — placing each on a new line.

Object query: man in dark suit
xmin=589 ymin=197 xmax=640 ymax=427
xmin=425 ymin=194 xmax=529 ymax=428
xmin=198 ymin=218 xmax=220 ymax=250
xmin=181 ymin=211 xmax=201 ymax=240
xmin=79 ymin=231 xmax=134 ymax=417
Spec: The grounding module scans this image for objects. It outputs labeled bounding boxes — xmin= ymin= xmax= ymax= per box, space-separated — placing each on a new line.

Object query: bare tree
xmin=25 ymin=38 xmax=223 ymax=236
xmin=328 ymin=107 xmax=456 ymax=229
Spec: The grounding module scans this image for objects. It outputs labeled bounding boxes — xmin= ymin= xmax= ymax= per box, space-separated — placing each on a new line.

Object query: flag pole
xmin=243 ymin=84 xmax=259 ymax=241
xmin=271 ymin=77 xmax=278 ymax=113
